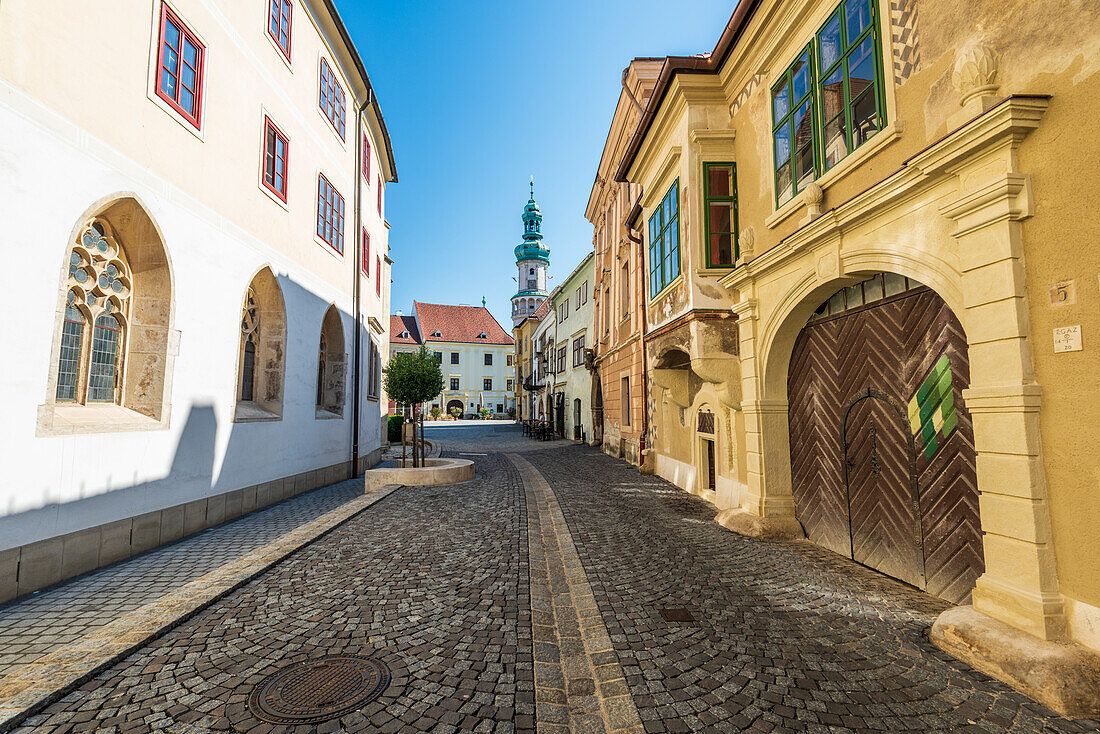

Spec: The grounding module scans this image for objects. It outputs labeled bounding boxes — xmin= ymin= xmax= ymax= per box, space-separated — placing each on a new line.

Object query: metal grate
xmin=659 ymin=608 xmax=696 ymax=623
xmin=248 ymin=655 xmax=391 ymax=725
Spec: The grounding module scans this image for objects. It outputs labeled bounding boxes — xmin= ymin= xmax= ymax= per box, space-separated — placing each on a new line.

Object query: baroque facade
xmin=612 ymin=0 xmax=1100 ymax=715
xmin=0 ymin=0 xmax=395 ymax=603
xmin=390 ymin=302 xmax=515 ymax=418
xmin=588 ymin=59 xmax=663 ymax=465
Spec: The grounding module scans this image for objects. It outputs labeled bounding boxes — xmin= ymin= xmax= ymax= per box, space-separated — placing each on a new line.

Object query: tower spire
xmin=530 ymin=176 xmax=534 ymax=200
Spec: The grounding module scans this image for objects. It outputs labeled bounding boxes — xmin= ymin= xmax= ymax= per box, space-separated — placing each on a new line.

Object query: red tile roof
xmin=390 ymin=315 xmax=420 ymax=344
xmin=414 ymin=301 xmax=514 ymax=345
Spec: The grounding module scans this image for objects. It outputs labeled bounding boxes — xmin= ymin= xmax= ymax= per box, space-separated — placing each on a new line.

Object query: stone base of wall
xmin=931 ymin=605 xmax=1100 ymax=718
xmin=0 ymin=450 xmax=384 ymax=606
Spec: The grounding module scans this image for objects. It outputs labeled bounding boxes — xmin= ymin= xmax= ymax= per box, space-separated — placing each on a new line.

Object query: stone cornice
xmin=719 ymin=96 xmax=1049 ymax=292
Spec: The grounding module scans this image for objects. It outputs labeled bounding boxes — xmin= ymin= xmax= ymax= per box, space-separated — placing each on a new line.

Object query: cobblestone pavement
xmin=15 ymin=450 xmax=533 ymax=734
xmin=525 ymin=446 xmax=1098 ymax=733
xmin=425 ymin=424 xmax=575 ymax=454
xmin=8 ymin=425 xmax=1098 ymax=733
xmin=0 ymin=478 xmax=363 ymax=677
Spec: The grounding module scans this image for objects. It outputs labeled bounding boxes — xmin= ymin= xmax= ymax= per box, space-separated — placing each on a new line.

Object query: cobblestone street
xmin=6 ymin=425 xmax=1097 ymax=732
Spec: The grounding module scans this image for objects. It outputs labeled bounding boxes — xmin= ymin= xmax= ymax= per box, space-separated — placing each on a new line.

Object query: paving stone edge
xmin=0 ymin=482 xmax=403 ymax=733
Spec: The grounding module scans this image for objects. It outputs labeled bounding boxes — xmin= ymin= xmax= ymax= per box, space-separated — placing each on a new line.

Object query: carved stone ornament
xmin=737 ymin=226 xmax=755 ymax=265
xmin=803 ymin=182 xmax=823 ymax=221
xmin=952 ymin=43 xmax=999 ymax=106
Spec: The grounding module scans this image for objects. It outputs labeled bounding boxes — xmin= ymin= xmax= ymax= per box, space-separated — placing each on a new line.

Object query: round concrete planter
xmin=364 ymin=458 xmax=475 ymax=492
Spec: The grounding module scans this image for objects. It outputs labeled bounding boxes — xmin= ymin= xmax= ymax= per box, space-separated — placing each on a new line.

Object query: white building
xmin=390 ymin=302 xmax=515 ymax=418
xmin=550 ymin=253 xmax=595 ymax=442
xmin=0 ymin=0 xmax=395 ymax=603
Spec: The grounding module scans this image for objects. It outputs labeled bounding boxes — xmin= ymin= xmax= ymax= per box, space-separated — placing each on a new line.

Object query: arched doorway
xmin=787 ymin=272 xmax=982 ymax=604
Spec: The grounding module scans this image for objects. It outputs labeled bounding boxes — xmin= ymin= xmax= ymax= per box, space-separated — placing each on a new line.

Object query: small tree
xmin=382 ymin=346 xmax=443 ymax=467
xmin=479 ymin=406 xmax=492 ymax=420
xmin=429 ymin=405 xmax=442 ymax=420
xmin=449 ymin=406 xmax=463 ymax=419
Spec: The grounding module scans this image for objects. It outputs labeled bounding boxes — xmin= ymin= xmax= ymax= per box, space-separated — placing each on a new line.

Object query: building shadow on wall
xmin=3 ymin=272 xmax=381 ymax=603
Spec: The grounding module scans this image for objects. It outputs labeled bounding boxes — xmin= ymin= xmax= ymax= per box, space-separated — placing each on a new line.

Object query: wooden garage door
xmin=787 ymin=274 xmax=982 ymax=604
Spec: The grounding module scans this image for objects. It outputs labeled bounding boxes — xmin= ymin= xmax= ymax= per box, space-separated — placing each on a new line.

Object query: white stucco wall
xmin=0 ymin=0 xmax=392 ymax=551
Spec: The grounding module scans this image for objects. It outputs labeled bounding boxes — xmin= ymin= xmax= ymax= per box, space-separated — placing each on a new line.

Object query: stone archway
xmin=721 ymin=109 xmax=1064 ymax=641
xmin=785 ymin=273 xmax=982 ymax=604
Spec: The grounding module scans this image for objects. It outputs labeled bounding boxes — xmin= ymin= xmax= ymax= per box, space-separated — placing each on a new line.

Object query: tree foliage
xmin=382 ymin=346 xmax=443 ymax=407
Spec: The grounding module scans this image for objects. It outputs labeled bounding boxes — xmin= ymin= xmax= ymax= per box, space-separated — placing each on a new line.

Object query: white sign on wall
xmin=1053 ymin=325 xmax=1083 ymax=353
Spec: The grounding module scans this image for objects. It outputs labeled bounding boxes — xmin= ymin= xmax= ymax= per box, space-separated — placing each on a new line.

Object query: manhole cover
xmin=248 ymin=655 xmax=391 ymax=724
xmin=659 ymin=608 xmax=696 ymax=623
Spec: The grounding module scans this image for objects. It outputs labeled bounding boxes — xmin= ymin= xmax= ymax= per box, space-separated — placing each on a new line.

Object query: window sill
xmin=765 ymin=120 xmax=903 ymax=230
xmin=693 ymin=266 xmax=737 ymax=278
xmin=234 ymin=402 xmax=281 ymax=423
xmin=648 ymin=274 xmax=685 ymax=304
xmin=315 ymin=409 xmax=344 ymax=420
xmin=36 ymin=403 xmax=166 ymax=437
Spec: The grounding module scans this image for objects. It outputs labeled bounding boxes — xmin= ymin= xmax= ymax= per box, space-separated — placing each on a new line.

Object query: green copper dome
xmin=515 ymin=180 xmax=550 ymax=264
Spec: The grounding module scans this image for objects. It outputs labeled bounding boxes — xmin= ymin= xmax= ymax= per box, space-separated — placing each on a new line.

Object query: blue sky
xmin=335 ymin=1 xmax=737 ymax=329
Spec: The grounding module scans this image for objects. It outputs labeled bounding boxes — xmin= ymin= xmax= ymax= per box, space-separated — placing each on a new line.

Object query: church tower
xmin=511 ymin=179 xmax=550 ymax=327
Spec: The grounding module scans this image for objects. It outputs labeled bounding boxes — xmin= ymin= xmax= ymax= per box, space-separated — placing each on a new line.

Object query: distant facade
xmin=587 ymin=59 xmax=662 ymax=465
xmin=611 ymin=0 xmax=1100 ymax=712
xmin=550 ymin=254 xmax=595 ymax=442
xmin=390 ymin=302 xmax=515 ymax=418
xmin=0 ymin=0 xmax=395 ymax=603
xmin=511 ymin=182 xmax=551 ymax=327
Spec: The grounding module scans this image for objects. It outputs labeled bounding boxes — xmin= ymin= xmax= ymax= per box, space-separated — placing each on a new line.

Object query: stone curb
xmin=0 ymin=483 xmax=403 ymax=733
xmin=508 ymin=454 xmax=645 ymax=734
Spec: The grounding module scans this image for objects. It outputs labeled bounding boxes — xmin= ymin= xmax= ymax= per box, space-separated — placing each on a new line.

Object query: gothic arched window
xmin=240 ymin=289 xmax=259 ymax=402
xmin=316 ymin=305 xmax=346 ymax=417
xmin=54 ymin=222 xmax=131 ymax=405
xmin=235 ymin=268 xmax=286 ymax=421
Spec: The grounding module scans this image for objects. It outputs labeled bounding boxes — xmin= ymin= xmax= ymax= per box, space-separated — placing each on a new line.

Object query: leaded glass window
xmin=55 ymin=222 xmax=131 ymax=406
xmin=88 ymin=312 xmax=121 ymax=403
xmin=317 ymin=331 xmax=328 ymax=407
xmin=240 ymin=288 xmax=260 ymax=402
xmin=56 ymin=291 xmax=85 ymax=401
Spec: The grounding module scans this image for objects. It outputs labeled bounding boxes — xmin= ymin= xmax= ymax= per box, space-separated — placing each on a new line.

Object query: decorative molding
xmin=737 ymin=227 xmax=755 ymax=266
xmin=641 ymin=146 xmax=682 ymax=209
xmin=729 ymin=74 xmax=765 ymax=119
xmin=952 ymin=43 xmax=999 ymax=106
xmin=889 ymin=0 xmax=921 ymax=85
xmin=721 ymin=97 xmax=1049 ymax=293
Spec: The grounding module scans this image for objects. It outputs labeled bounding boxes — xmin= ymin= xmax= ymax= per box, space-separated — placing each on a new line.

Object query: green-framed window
xmin=770 ymin=0 xmax=886 ymax=206
xmin=772 ymin=46 xmax=816 ymax=207
xmin=648 ymin=179 xmax=681 ymax=299
xmin=818 ymin=0 xmax=883 ymax=171
xmin=703 ymin=163 xmax=737 ymax=268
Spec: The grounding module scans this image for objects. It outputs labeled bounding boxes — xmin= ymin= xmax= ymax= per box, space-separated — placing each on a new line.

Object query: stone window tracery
xmin=55 ymin=222 xmax=132 ymax=405
xmin=240 ymin=288 xmax=259 ymax=402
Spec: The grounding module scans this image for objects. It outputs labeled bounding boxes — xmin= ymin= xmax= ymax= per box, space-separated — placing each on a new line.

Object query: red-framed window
xmin=319 ymin=58 xmax=346 ymax=139
xmin=316 ymin=174 xmax=344 ymax=253
xmin=376 ymin=176 xmax=383 ymax=216
xmin=267 ymin=0 xmax=292 ymax=60
xmin=262 ymin=117 xmax=289 ymax=201
xmin=156 ymin=4 xmax=205 ymax=129
xmin=362 ymin=133 xmax=371 ymax=179
xmin=376 ymin=256 xmax=382 ymax=295
xmin=361 ymin=229 xmax=370 ymax=275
